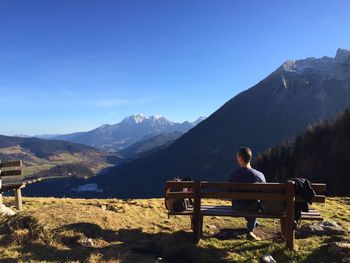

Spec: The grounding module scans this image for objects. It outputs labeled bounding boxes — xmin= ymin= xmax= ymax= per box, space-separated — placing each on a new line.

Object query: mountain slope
xmin=53 ymin=115 xmax=205 ymax=152
xmin=0 ymin=135 xmax=97 ymax=158
xmin=254 ymin=108 xmax=350 ymax=195
xmin=120 ymin=131 xmax=183 ymax=159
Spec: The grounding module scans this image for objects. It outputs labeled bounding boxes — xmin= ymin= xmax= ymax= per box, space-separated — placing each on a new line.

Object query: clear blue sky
xmin=1 ymin=0 xmax=349 ymax=135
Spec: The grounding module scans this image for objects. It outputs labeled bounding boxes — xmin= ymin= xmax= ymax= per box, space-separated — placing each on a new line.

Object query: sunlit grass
xmin=0 ymin=197 xmax=349 ymax=262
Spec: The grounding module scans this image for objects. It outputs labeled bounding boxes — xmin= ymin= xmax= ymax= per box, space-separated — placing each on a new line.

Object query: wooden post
xmin=15 ymin=188 xmax=22 ymax=211
xmin=280 ymin=217 xmax=286 ymax=239
xmin=200 ymin=216 xmax=203 ymax=237
xmin=285 ymin=180 xmax=295 ymax=250
xmin=0 ymin=167 xmax=2 ymax=208
xmin=192 ymin=181 xmax=201 ymax=244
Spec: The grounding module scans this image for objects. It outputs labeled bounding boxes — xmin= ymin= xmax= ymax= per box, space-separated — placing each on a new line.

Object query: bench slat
xmin=166 ymin=181 xmax=326 ymax=194
xmin=170 ymin=205 xmax=322 ymax=220
xmin=296 ymin=195 xmax=325 ymax=203
xmin=166 ymin=192 xmax=194 ymax=199
xmin=201 ymin=182 xmax=287 ymax=191
xmin=201 ymin=192 xmax=287 ymax=201
xmin=165 ymin=181 xmax=194 ymax=189
xmin=0 ymin=160 xmax=22 ymax=168
xmin=0 ymin=170 xmax=23 ymax=177
xmin=200 ymin=205 xmax=321 ymax=215
xmin=1 ymin=183 xmax=25 ymax=191
xmin=169 ymin=209 xmax=282 ymax=218
xmin=311 ymin=183 xmax=326 ymax=193
xmin=166 ymin=192 xmax=325 ymax=203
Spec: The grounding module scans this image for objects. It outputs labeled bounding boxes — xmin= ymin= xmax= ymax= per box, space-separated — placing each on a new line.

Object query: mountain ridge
xmin=52 ymin=114 xmax=206 ymax=152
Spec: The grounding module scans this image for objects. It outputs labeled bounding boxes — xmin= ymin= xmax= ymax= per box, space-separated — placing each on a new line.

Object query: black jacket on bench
xmin=290 ymin=178 xmax=316 ymax=222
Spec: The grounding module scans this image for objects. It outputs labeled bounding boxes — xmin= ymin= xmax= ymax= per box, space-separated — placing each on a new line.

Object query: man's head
xmin=236 ymin=147 xmax=252 ymax=167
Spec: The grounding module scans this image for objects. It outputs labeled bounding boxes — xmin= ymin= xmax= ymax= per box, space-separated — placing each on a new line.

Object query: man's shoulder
xmin=250 ymin=168 xmax=266 ymax=182
xmin=250 ymin=168 xmax=264 ymax=176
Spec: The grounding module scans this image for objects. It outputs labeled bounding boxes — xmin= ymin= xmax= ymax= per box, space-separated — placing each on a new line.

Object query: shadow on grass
xmin=211 ymin=228 xmax=247 ymax=240
xmin=55 ymin=222 xmax=119 ymax=243
xmin=15 ymin=223 xmax=226 ymax=263
xmin=0 ymin=259 xmax=18 ymax=263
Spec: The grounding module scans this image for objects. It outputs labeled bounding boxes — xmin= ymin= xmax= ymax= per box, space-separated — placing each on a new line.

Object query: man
xmin=227 ymin=147 xmax=266 ymax=240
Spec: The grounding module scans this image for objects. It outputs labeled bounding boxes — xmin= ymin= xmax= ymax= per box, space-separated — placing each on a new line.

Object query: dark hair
xmin=237 ymin=147 xmax=252 ymax=163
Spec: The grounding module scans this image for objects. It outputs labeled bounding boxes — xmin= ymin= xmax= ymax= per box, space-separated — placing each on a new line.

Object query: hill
xmin=254 ymin=108 xmax=350 ymax=196
xmin=0 ymin=196 xmax=349 ymax=262
xmin=0 ymin=135 xmax=123 ymax=177
xmin=120 ymin=131 xmax=183 ymax=159
xmin=78 ymin=48 xmax=350 ymax=198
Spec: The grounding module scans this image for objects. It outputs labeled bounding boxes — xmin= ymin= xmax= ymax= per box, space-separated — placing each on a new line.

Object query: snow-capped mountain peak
xmin=121 ymin=113 xmax=148 ymax=124
xmin=276 ymin=48 xmax=350 ymax=80
xmin=133 ymin=113 xmax=147 ymax=123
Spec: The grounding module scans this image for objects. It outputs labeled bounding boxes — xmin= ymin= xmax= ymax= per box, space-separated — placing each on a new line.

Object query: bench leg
xmin=15 ymin=188 xmax=22 ymax=211
xmin=200 ymin=216 xmax=203 ymax=237
xmin=285 ymin=181 xmax=296 ymax=250
xmin=285 ymin=218 xmax=295 ymax=250
xmin=286 ymin=224 xmax=295 ymax=250
xmin=0 ymin=178 xmax=2 ymax=207
xmin=280 ymin=217 xmax=286 ymax=239
xmin=192 ymin=216 xmax=201 ymax=244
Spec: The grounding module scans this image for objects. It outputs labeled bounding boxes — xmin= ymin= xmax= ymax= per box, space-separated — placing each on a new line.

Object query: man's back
xmin=228 ymin=167 xmax=266 ymax=206
xmin=228 ymin=167 xmax=266 ymax=184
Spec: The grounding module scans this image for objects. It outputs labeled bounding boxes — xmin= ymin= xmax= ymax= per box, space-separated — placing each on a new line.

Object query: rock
xmin=0 ymin=204 xmax=16 ymax=216
xmin=260 ymin=254 xmax=276 ymax=263
xmin=207 ymin=224 xmax=217 ymax=230
xmin=81 ymin=238 xmax=94 ymax=247
xmin=296 ymin=221 xmax=346 ymax=238
xmin=100 ymin=205 xmax=107 ymax=211
xmin=335 ymin=48 xmax=350 ymax=63
xmin=327 ymin=242 xmax=350 ymax=262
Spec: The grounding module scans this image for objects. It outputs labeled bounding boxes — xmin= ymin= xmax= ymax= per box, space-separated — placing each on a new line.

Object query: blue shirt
xmin=227 ymin=167 xmax=266 ymax=206
xmin=228 ymin=167 xmax=266 ymax=184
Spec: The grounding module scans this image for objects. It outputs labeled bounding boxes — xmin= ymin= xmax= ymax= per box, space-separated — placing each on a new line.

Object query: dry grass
xmin=0 ymin=197 xmax=349 ymax=263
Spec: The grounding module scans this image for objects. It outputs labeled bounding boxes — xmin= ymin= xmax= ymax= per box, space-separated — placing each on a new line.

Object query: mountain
xmin=35 ymin=134 xmax=62 ymax=140
xmin=0 ymin=135 xmax=123 ymax=177
xmin=254 ymin=108 xmax=350 ymax=196
xmin=53 ymin=114 xmax=205 ymax=152
xmin=25 ymin=48 xmax=350 ymax=198
xmin=120 ymin=131 xmax=183 ymax=159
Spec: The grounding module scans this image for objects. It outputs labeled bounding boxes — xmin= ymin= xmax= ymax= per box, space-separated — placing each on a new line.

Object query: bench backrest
xmin=165 ymin=181 xmax=326 ymax=203
xmin=0 ymin=160 xmax=23 ymax=190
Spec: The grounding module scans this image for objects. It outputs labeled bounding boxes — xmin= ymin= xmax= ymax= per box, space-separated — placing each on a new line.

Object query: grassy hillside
xmin=0 ymin=197 xmax=349 ymax=263
xmin=0 ymin=135 xmax=123 ymax=178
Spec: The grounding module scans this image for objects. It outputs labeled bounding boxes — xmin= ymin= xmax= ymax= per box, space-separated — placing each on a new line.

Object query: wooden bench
xmin=165 ymin=180 xmax=326 ymax=250
xmin=0 ymin=160 xmax=42 ymax=211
